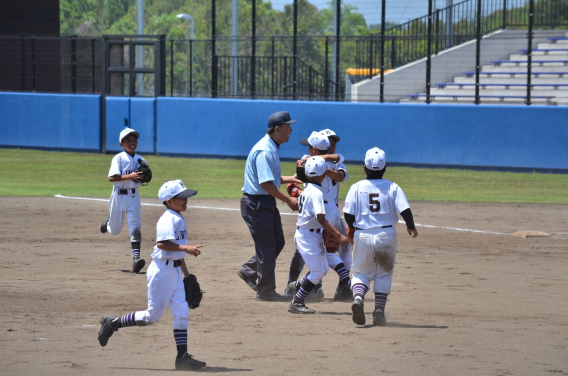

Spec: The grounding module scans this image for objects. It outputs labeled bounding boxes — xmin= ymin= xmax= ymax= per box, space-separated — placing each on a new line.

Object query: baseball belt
xmin=165 ymin=259 xmax=182 ymax=267
xmin=355 ymin=225 xmax=392 ymax=231
xmin=115 ymin=188 xmax=136 ymax=195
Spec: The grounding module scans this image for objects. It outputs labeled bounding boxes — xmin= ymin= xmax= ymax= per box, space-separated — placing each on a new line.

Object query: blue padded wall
xmin=105 ymin=97 xmax=155 ymax=154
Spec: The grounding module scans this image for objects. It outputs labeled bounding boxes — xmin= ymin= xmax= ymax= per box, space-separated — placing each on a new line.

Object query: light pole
xmin=177 ymin=13 xmax=194 ymax=96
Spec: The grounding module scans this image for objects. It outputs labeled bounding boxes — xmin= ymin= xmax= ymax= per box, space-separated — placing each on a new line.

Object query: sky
xmin=269 ymin=0 xmax=455 ymax=26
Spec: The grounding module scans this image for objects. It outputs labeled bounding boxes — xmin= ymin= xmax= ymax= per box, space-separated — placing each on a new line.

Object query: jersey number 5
xmin=369 ymin=193 xmax=381 ymax=212
xmin=298 ymin=195 xmax=306 ymax=213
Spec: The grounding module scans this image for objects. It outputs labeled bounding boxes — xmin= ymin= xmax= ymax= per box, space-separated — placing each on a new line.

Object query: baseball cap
xmin=299 ymin=131 xmax=330 ymax=151
xmin=267 ymin=111 xmax=297 ymax=128
xmin=365 ymin=147 xmax=387 ymax=171
xmin=304 ymin=156 xmax=327 ymax=177
xmin=119 ymin=128 xmax=140 ymax=143
xmin=321 ymin=129 xmax=340 ymax=142
xmin=158 ymin=179 xmax=198 ymax=202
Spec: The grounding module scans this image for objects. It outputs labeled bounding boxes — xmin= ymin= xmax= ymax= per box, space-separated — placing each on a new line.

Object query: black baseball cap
xmin=267 ymin=111 xmax=297 ymax=128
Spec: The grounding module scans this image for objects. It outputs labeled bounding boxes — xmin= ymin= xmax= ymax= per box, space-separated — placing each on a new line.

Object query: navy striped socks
xmin=375 ymin=292 xmax=388 ymax=312
xmin=334 ymin=263 xmax=350 ymax=285
xmin=294 ymin=277 xmax=316 ymax=303
xmin=174 ymin=330 xmax=188 ymax=358
xmin=111 ymin=312 xmax=137 ymax=329
xmin=131 ymin=242 xmax=141 ymax=259
xmin=352 ymin=283 xmax=368 ymax=301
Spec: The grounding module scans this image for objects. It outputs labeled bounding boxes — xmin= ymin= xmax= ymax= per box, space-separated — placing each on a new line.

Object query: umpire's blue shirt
xmin=242 ymin=135 xmax=281 ymax=195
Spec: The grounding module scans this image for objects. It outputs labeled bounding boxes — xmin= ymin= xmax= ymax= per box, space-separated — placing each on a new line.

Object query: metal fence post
xmin=271 ymin=36 xmax=275 ymax=98
xmin=368 ymin=36 xmax=373 ymax=81
xmin=211 ymin=0 xmax=217 ymax=98
xmin=190 ymin=40 xmax=193 ymax=97
xmin=170 ymin=40 xmax=174 ymax=96
xmin=502 ymin=0 xmax=507 ymax=29
xmin=335 ymin=0 xmax=341 ymax=101
xmin=475 ymin=0 xmax=482 ymax=104
xmin=526 ymin=0 xmax=534 ymax=105
xmin=21 ymin=34 xmax=26 ymax=91
xmin=380 ymin=0 xmax=386 ymax=102
xmin=32 ymin=37 xmax=36 ymax=92
xmin=426 ymin=0 xmax=433 ymax=104
xmin=72 ymin=35 xmax=77 ymax=94
xmin=293 ymin=0 xmax=298 ymax=100
xmin=92 ymin=38 xmax=96 ymax=93
xmin=251 ymin=0 xmax=256 ymax=99
xmin=325 ymin=36 xmax=329 ymax=96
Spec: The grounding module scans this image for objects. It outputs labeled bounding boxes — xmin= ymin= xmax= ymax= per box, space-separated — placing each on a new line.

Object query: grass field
xmin=1 ymin=148 xmax=567 ymax=204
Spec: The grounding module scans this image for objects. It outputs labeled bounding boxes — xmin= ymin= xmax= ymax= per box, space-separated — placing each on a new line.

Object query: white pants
xmin=323 ymin=203 xmax=352 ymax=270
xmin=294 ymin=229 xmax=329 ymax=285
xmin=351 ymin=227 xmax=397 ymax=294
xmin=134 ymin=259 xmax=189 ymax=330
xmin=107 ymin=190 xmax=142 ymax=242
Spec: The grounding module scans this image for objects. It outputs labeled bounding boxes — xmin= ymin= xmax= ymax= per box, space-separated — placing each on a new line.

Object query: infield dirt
xmin=0 ymin=196 xmax=566 ymax=375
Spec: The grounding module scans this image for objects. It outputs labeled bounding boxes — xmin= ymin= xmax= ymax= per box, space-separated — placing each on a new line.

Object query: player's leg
xmin=371 ymin=228 xmax=398 ymax=327
xmin=284 ymin=249 xmax=305 ymax=297
xmin=350 ymin=229 xmax=375 ymax=325
xmin=337 ymin=218 xmax=353 ymax=270
xmin=125 ymin=194 xmax=145 ymax=273
xmin=325 ymin=206 xmax=352 ymax=300
xmin=106 ymin=193 xmax=125 ymax=235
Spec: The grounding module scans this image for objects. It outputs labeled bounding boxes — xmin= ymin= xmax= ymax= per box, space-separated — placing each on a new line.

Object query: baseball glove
xmin=183 ymin=274 xmax=203 ymax=309
xmin=296 ymin=159 xmax=308 ymax=183
xmin=136 ymin=158 xmax=152 ymax=186
xmin=286 ymin=182 xmax=303 ymax=198
xmin=322 ymin=229 xmax=338 ymax=251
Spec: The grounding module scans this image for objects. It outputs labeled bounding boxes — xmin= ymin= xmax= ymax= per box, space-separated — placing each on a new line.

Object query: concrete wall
xmin=352 ymin=30 xmax=567 ymax=102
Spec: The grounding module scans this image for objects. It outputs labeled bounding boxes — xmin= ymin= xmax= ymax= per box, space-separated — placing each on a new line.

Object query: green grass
xmin=1 ymin=148 xmax=567 ymax=204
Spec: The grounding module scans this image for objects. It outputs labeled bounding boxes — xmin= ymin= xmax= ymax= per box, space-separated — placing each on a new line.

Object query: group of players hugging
xmin=95 ymin=114 xmax=418 ymax=371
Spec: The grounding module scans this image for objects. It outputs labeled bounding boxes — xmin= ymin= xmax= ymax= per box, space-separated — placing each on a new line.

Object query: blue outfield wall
xmin=157 ymin=98 xmax=568 ymax=171
xmin=0 ymin=92 xmax=101 ymax=151
xmin=106 ymin=97 xmax=155 ymax=154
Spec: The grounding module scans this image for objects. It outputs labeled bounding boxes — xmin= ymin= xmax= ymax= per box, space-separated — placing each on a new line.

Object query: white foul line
xmin=54 ymin=194 xmax=508 ymax=235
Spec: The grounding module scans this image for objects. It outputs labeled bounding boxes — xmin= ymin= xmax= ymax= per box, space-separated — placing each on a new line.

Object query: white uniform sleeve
xmin=393 ymin=183 xmax=411 ymax=214
xmin=336 ymin=153 xmax=345 ymax=164
xmin=343 ymin=184 xmax=357 ymax=215
xmin=156 ymin=216 xmax=177 ymax=242
xmin=336 ymin=161 xmax=349 ymax=182
xmin=313 ymin=190 xmax=326 ymax=216
xmin=108 ymin=154 xmax=121 ymax=177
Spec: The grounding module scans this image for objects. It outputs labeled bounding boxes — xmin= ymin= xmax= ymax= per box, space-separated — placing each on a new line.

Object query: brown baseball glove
xmin=286 ymin=182 xmax=303 ymax=198
xmin=323 ymin=229 xmax=339 ymax=251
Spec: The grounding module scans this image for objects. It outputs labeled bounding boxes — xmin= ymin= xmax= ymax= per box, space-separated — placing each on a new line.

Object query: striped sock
xmin=334 ymin=263 xmax=350 ymax=285
xmin=375 ymin=292 xmax=388 ymax=311
xmin=132 ymin=249 xmax=140 ymax=259
xmin=174 ymin=330 xmax=188 ymax=358
xmin=111 ymin=312 xmax=137 ymax=329
xmin=294 ymin=278 xmax=316 ymax=303
xmin=352 ymin=283 xmax=368 ymax=301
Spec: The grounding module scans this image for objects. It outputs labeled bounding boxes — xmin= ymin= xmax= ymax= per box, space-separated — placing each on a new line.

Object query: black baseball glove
xmin=296 ymin=159 xmax=308 ymax=183
xmin=136 ymin=158 xmax=152 ymax=186
xmin=183 ymin=274 xmax=203 ymax=309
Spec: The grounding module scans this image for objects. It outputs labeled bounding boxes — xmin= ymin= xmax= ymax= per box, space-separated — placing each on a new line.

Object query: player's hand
xmin=287 ymin=196 xmax=299 ymax=211
xmin=347 ymin=228 xmax=355 ymax=246
xmin=338 ymin=235 xmax=350 ymax=246
xmin=407 ymin=228 xmax=418 ymax=238
xmin=129 ymin=171 xmax=144 ymax=181
xmin=185 ymin=245 xmax=204 ymax=257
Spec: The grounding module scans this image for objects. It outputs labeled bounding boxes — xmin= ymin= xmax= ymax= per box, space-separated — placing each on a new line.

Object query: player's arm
xmin=325 ymin=168 xmax=345 ymax=182
xmin=180 ymin=259 xmax=190 ymax=278
xmin=108 ymin=172 xmax=143 ymax=182
xmin=400 ymin=209 xmax=418 ymax=238
xmin=260 ymin=181 xmax=298 ymax=211
xmin=317 ymin=213 xmax=349 ymax=246
xmin=156 ymin=240 xmax=204 ymax=256
xmin=320 ymin=154 xmax=343 ymax=164
xmin=281 ymin=175 xmax=303 ymax=184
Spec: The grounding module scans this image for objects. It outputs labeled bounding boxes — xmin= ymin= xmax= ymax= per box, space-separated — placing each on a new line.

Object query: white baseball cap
xmin=158 ymin=179 xmax=198 ymax=202
xmin=119 ymin=128 xmax=140 ymax=143
xmin=365 ymin=147 xmax=386 ymax=171
xmin=321 ymin=129 xmax=340 ymax=142
xmin=299 ymin=131 xmax=330 ymax=151
xmin=304 ymin=156 xmax=327 ymax=177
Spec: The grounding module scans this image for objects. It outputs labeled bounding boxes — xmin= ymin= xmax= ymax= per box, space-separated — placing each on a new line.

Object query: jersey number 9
xmin=298 ymin=195 xmax=306 ymax=213
xmin=369 ymin=193 xmax=381 ymax=212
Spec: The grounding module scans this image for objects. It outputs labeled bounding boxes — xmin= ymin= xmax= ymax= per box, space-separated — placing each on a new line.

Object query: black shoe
xmin=255 ymin=291 xmax=288 ymax=302
xmin=98 ymin=315 xmax=117 ymax=347
xmin=351 ymin=298 xmax=366 ymax=326
xmin=306 ymin=287 xmax=325 ymax=302
xmin=237 ymin=270 xmax=257 ymax=291
xmin=333 ymin=283 xmax=352 ymax=302
xmin=373 ymin=309 xmax=386 ymax=326
xmin=132 ymin=258 xmax=145 ymax=273
xmin=288 ymin=300 xmax=315 ymax=314
xmin=100 ymin=217 xmax=109 ymax=233
xmin=175 ymin=353 xmax=206 ymax=370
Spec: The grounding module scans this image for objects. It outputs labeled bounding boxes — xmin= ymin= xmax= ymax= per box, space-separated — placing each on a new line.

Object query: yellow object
xmin=346 ymin=68 xmax=393 ymax=76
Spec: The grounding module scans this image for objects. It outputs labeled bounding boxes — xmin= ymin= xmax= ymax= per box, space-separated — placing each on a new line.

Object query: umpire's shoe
xmin=236 ymin=269 xmax=257 ymax=291
xmin=132 ymin=258 xmax=146 ymax=274
xmin=175 ymin=353 xmax=206 ymax=370
xmin=98 ymin=315 xmax=117 ymax=347
xmin=351 ymin=298 xmax=366 ymax=325
xmin=288 ymin=300 xmax=315 ymax=314
xmin=373 ymin=309 xmax=387 ymax=326
xmin=100 ymin=217 xmax=109 ymax=233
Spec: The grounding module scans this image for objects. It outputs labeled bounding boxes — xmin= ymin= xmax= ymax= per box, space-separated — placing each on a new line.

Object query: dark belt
xmin=297 ymin=226 xmax=322 ymax=233
xmin=355 ymin=225 xmax=392 ymax=231
xmin=166 ymin=259 xmax=182 ymax=267
xmin=117 ymin=188 xmax=136 ymax=195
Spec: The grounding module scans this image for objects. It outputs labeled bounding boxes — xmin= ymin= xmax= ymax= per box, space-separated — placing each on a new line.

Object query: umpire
xmin=237 ymin=111 xmax=300 ymax=301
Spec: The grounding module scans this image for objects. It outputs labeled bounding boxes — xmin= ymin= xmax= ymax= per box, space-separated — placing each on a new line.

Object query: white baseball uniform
xmin=294 ymin=183 xmax=329 ymax=285
xmin=343 ymin=178 xmax=410 ymax=294
xmin=134 ymin=209 xmax=190 ymax=330
xmin=106 ymin=151 xmax=146 ymax=242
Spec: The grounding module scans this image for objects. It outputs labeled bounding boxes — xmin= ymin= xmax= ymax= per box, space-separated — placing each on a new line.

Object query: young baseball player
xmin=343 ymin=148 xmax=418 ymax=326
xmin=98 ymin=179 xmax=206 ymax=370
xmin=284 ymin=130 xmax=352 ymax=301
xmin=288 ymin=156 xmax=349 ymax=314
xmin=100 ymin=128 xmax=147 ymax=273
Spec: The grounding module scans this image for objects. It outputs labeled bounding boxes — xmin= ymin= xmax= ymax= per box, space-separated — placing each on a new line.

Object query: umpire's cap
xmin=268 ymin=111 xmax=297 ymax=128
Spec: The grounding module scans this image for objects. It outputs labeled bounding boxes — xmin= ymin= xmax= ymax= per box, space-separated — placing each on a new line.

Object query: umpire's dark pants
xmin=239 ymin=193 xmax=285 ymax=296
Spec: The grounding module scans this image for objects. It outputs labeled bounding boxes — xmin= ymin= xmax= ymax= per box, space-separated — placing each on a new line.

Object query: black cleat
xmin=98 ymin=315 xmax=117 ymax=347
xmin=237 ymin=269 xmax=257 ymax=291
xmin=132 ymin=258 xmax=145 ymax=273
xmin=288 ymin=300 xmax=315 ymax=314
xmin=333 ymin=283 xmax=352 ymax=302
xmin=175 ymin=353 xmax=206 ymax=370
xmin=373 ymin=309 xmax=386 ymax=326
xmin=351 ymin=298 xmax=366 ymax=326
xmin=100 ymin=217 xmax=109 ymax=233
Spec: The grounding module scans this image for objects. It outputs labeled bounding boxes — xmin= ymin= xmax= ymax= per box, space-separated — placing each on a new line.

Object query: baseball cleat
xmin=283 ymin=283 xmax=294 ymax=298
xmin=373 ymin=309 xmax=386 ymax=326
xmin=175 ymin=353 xmax=206 ymax=370
xmin=98 ymin=315 xmax=117 ymax=347
xmin=306 ymin=287 xmax=325 ymax=302
xmin=333 ymin=283 xmax=352 ymax=302
xmin=288 ymin=300 xmax=315 ymax=314
xmin=132 ymin=258 xmax=145 ymax=273
xmin=236 ymin=269 xmax=258 ymax=291
xmin=351 ymin=298 xmax=366 ymax=325
xmin=286 ymin=281 xmax=298 ymax=298
xmin=100 ymin=217 xmax=109 ymax=233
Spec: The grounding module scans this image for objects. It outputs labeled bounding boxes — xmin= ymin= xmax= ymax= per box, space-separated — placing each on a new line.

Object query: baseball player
xmin=288 ymin=156 xmax=349 ymax=314
xmin=343 ymin=147 xmax=418 ymax=326
xmin=98 ymin=179 xmax=206 ymax=370
xmin=284 ymin=130 xmax=352 ymax=301
xmin=100 ymin=128 xmax=147 ymax=273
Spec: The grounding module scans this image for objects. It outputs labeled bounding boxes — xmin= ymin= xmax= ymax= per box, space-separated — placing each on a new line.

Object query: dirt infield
xmin=0 ymin=196 xmax=566 ymax=375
